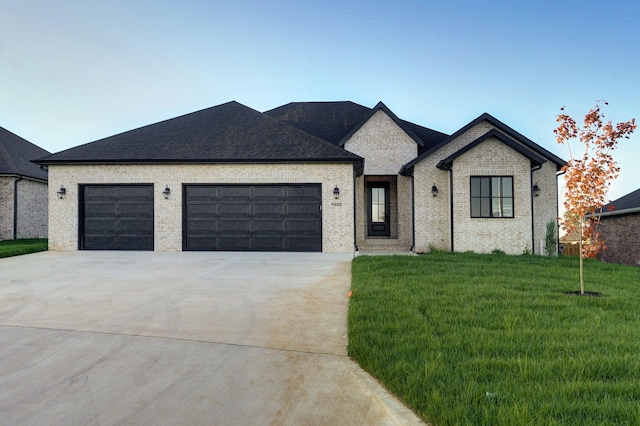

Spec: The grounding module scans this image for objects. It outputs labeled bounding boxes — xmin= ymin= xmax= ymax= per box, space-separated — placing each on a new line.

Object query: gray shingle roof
xmin=33 ymin=101 xmax=363 ymax=169
xmin=264 ymin=101 xmax=372 ymax=145
xmin=0 ymin=126 xmax=49 ymax=181
xmin=264 ymin=101 xmax=449 ymax=151
xmin=602 ymin=188 xmax=640 ymax=213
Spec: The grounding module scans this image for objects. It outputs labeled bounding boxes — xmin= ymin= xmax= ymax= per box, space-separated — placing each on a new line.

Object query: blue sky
xmin=1 ymin=0 xmax=638 ymax=200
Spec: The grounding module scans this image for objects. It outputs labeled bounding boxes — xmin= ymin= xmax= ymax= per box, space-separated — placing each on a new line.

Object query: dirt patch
xmin=564 ymin=290 xmax=604 ymax=297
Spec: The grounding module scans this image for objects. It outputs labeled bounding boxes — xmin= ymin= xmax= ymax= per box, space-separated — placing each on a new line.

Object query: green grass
xmin=0 ymin=238 xmax=48 ymax=258
xmin=348 ymin=252 xmax=640 ymax=425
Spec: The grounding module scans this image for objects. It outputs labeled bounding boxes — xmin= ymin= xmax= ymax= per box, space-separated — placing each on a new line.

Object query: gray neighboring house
xmin=33 ymin=101 xmax=565 ymax=254
xmin=0 ymin=126 xmax=50 ymax=240
xmin=597 ymin=188 xmax=640 ymax=266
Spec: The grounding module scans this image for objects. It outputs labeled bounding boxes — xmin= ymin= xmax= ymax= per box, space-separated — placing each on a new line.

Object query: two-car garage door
xmin=183 ymin=184 xmax=322 ymax=252
xmin=79 ymin=184 xmax=322 ymax=252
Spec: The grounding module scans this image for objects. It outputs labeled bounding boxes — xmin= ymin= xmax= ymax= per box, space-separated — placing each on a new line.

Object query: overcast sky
xmin=1 ymin=0 xmax=638 ymax=200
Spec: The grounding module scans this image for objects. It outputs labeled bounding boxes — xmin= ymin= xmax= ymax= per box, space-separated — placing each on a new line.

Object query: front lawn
xmin=349 ymin=252 xmax=640 ymax=425
xmin=0 ymin=238 xmax=48 ymax=258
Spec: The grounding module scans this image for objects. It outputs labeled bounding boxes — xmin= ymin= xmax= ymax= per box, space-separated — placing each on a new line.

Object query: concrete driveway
xmin=0 ymin=251 xmax=423 ymax=425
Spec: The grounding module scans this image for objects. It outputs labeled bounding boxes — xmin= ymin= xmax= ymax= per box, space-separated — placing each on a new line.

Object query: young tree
xmin=555 ymin=102 xmax=636 ymax=294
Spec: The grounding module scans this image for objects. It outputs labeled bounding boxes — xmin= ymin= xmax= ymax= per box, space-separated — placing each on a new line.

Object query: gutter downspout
xmin=353 ymin=171 xmax=359 ymax=253
xmin=530 ymin=164 xmax=543 ymax=254
xmin=409 ymin=174 xmax=415 ymax=252
xmin=13 ymin=175 xmax=23 ymax=240
xmin=449 ymin=169 xmax=454 ymax=251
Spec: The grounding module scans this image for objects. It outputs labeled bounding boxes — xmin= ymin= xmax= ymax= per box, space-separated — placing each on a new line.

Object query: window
xmin=470 ymin=176 xmax=513 ymax=218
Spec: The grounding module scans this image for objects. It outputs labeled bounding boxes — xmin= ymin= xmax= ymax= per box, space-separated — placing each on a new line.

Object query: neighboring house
xmin=596 ymin=188 xmax=640 ymax=266
xmin=33 ymin=101 xmax=565 ymax=254
xmin=559 ymin=228 xmax=581 ymax=257
xmin=0 ymin=126 xmax=50 ymax=240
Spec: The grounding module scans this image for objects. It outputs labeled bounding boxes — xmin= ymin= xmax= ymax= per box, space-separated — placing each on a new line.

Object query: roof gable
xmin=0 ymin=126 xmax=49 ymax=181
xmin=338 ymin=102 xmax=425 ymax=148
xmin=436 ymin=129 xmax=546 ymax=170
xmin=34 ymin=101 xmax=363 ymax=172
xmin=402 ymin=112 xmax=566 ymax=174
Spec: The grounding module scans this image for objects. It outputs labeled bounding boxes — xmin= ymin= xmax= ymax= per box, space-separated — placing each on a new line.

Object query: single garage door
xmin=184 ymin=184 xmax=322 ymax=252
xmin=80 ymin=185 xmax=154 ymax=250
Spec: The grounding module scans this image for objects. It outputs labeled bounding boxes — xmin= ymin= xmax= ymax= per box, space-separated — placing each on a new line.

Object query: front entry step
xmin=357 ymin=240 xmax=412 ymax=254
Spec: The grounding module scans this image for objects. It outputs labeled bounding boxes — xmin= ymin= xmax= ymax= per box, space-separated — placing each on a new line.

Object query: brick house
xmin=34 ymin=101 xmax=565 ymax=254
xmin=0 ymin=126 xmax=50 ymax=240
xmin=597 ymin=188 xmax=640 ymax=266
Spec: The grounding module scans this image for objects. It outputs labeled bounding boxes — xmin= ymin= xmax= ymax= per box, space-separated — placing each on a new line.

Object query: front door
xmin=367 ymin=183 xmax=390 ymax=237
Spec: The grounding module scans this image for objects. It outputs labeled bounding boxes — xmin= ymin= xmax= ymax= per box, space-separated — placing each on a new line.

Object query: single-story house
xmin=596 ymin=188 xmax=640 ymax=266
xmin=33 ymin=101 xmax=565 ymax=254
xmin=0 ymin=126 xmax=50 ymax=240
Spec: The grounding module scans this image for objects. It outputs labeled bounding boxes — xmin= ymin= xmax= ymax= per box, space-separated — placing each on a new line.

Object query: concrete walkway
xmin=0 ymin=251 xmax=424 ymax=425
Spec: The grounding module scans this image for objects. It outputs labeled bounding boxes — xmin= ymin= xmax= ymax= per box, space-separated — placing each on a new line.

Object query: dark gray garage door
xmin=184 ymin=184 xmax=322 ymax=252
xmin=80 ymin=185 xmax=154 ymax=250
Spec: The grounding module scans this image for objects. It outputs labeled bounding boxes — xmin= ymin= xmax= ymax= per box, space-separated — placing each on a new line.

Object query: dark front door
xmin=184 ymin=184 xmax=322 ymax=252
xmin=367 ymin=183 xmax=390 ymax=237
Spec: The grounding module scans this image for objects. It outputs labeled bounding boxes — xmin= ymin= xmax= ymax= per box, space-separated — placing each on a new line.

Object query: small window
xmin=470 ymin=176 xmax=513 ymax=218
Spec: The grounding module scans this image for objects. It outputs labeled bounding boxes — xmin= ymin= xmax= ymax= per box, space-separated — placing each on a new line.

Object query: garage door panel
xmin=118 ymin=235 xmax=154 ymax=250
xmin=286 ymin=202 xmax=321 ymax=216
xmin=287 ymin=236 xmax=322 ymax=252
xmin=287 ymin=218 xmax=321 ymax=233
xmin=253 ymin=186 xmax=285 ymax=198
xmin=254 ymin=237 xmax=285 ymax=250
xmin=83 ymin=236 xmax=120 ymax=250
xmin=184 ymin=184 xmax=321 ymax=252
xmin=254 ymin=202 xmax=284 ymax=216
xmin=287 ymin=185 xmax=321 ymax=198
xmin=81 ymin=185 xmax=154 ymax=251
xmin=85 ymin=218 xmax=117 ymax=233
xmin=119 ymin=218 xmax=153 ymax=233
xmin=253 ymin=219 xmax=284 ymax=233
xmin=219 ymin=202 xmax=252 ymax=216
xmin=187 ymin=202 xmax=218 ymax=216
xmin=117 ymin=202 xmax=153 ymax=216
xmin=217 ymin=219 xmax=252 ymax=232
xmin=85 ymin=186 xmax=117 ymax=198
xmin=85 ymin=202 xmax=117 ymax=216
xmin=217 ymin=237 xmax=252 ymax=251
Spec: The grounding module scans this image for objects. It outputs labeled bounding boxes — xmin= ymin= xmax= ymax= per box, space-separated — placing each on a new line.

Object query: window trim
xmin=470 ymin=176 xmax=514 ymax=219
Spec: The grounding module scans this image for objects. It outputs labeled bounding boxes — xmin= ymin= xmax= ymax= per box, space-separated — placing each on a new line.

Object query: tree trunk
xmin=579 ymin=221 xmax=584 ymax=295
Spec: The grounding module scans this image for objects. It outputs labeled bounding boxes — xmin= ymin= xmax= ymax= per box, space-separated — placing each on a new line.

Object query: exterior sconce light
xmin=333 ymin=186 xmax=340 ymax=199
xmin=431 ymin=184 xmax=439 ymax=197
xmin=57 ymin=185 xmax=66 ymax=199
xmin=532 ymin=183 xmax=541 ymax=197
xmin=162 ymin=186 xmax=171 ymax=199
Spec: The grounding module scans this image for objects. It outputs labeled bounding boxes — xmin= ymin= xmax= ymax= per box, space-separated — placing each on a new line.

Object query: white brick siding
xmin=413 ymin=122 xmax=559 ymax=255
xmin=344 ymin=109 xmax=416 ymax=246
xmin=344 ymin=110 xmax=417 ymax=175
xmin=47 ymin=163 xmax=354 ymax=253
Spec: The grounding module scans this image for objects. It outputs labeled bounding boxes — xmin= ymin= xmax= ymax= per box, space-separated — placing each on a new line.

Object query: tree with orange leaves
xmin=555 ymin=102 xmax=636 ymax=295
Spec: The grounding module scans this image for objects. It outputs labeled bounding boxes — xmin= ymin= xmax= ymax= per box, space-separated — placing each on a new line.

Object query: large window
xmin=470 ymin=176 xmax=513 ymax=218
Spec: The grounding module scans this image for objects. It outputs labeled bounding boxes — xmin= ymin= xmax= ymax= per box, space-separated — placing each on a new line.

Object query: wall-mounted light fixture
xmin=162 ymin=186 xmax=171 ymax=199
xmin=333 ymin=186 xmax=340 ymax=199
xmin=431 ymin=184 xmax=439 ymax=197
xmin=532 ymin=183 xmax=541 ymax=197
xmin=57 ymin=185 xmax=66 ymax=199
